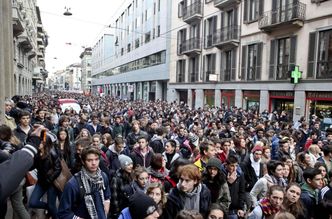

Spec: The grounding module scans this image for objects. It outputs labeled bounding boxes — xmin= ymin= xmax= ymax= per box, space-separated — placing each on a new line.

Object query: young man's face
xmin=115 ymin=143 xmax=124 ymax=152
xmin=308 ymin=174 xmax=323 ymax=190
xmin=204 ymin=145 xmax=216 ymax=159
xmin=253 ymin=150 xmax=262 ymax=162
xmin=179 ymin=174 xmax=197 ymax=193
xmin=138 ymin=138 xmax=148 ymax=150
xmin=165 ymin=142 xmax=175 ymax=154
xmin=38 ymin=111 xmax=45 ymax=119
xmin=84 ymin=153 xmax=100 ymax=173
xmin=62 ymin=119 xmax=70 ymax=128
xmin=226 ymin=162 xmax=238 ymax=174
xmin=5 ymin=103 xmax=12 ymax=113
xmin=20 ymin=115 xmax=31 ymax=126
xmin=269 ymin=190 xmax=284 ymax=209
xmin=92 ymin=137 xmax=100 ymax=147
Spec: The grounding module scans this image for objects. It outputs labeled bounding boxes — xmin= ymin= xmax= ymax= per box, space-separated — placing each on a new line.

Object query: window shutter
xmin=307 ymin=32 xmax=316 ymax=78
xmin=256 ymin=42 xmax=263 ymax=80
xmin=258 ymin=0 xmax=264 ymax=17
xmin=178 ymin=1 xmax=183 ymax=18
xmin=241 ymin=45 xmax=247 ymax=80
xmin=203 ymin=55 xmax=206 ymax=81
xmin=289 ymin=36 xmax=297 ymax=73
xmin=269 ymin=40 xmax=276 ymax=79
xmin=176 ymin=61 xmax=180 ymax=82
xmin=272 ymin=0 xmax=277 ymax=23
xmin=183 ymin=60 xmax=186 ymax=82
xmin=234 ymin=7 xmax=238 ymax=26
xmin=231 ymin=49 xmax=237 ymax=81
xmin=213 ymin=16 xmax=217 ymax=32
xmin=243 ymin=0 xmax=248 ymax=23
xmin=220 ymin=52 xmax=224 ymax=81
xmin=177 ymin=30 xmax=181 ymax=55
xmin=204 ymin=19 xmax=207 ymax=48
xmin=212 ymin=53 xmax=216 ymax=73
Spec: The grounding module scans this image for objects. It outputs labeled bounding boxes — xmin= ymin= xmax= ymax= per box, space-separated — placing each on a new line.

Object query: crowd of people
xmin=1 ymin=92 xmax=332 ymax=219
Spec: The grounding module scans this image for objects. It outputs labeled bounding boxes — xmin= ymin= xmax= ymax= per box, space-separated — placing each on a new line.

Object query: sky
xmin=37 ymin=0 xmax=124 ymax=74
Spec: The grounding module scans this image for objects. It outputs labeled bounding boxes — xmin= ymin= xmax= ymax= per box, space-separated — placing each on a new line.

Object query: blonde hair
xmin=146 ymin=182 xmax=167 ymax=207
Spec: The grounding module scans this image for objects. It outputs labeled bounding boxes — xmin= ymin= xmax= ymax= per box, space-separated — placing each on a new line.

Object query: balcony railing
xmin=276 ymin=64 xmax=290 ymax=80
xmin=258 ymin=2 xmax=306 ymax=30
xmin=205 ymin=70 xmax=217 ymax=82
xmin=180 ymin=38 xmax=201 ymax=55
xmin=183 ymin=1 xmax=202 ymax=22
xmin=212 ymin=26 xmax=240 ymax=47
xmin=189 ymin=72 xmax=199 ymax=82
xmin=177 ymin=73 xmax=186 ymax=83
xmin=317 ymin=61 xmax=332 ymax=79
xmin=223 ymin=69 xmax=232 ymax=81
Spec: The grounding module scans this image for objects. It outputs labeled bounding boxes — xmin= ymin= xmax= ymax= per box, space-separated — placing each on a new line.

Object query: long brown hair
xmin=283 ymin=183 xmax=305 ymax=218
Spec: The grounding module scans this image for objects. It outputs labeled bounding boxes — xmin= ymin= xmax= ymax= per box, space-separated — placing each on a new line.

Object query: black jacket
xmin=130 ymin=147 xmax=154 ymax=168
xmin=13 ymin=125 xmax=32 ymax=145
xmin=126 ymin=130 xmax=148 ymax=150
xmin=240 ymin=155 xmax=264 ymax=192
xmin=162 ymin=184 xmax=211 ymax=219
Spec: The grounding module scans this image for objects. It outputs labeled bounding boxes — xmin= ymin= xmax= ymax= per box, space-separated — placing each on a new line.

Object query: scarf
xmin=177 ymin=183 xmax=202 ymax=211
xmin=250 ymin=153 xmax=261 ymax=178
xmin=259 ymin=198 xmax=280 ymax=216
xmin=81 ymin=167 xmax=105 ymax=219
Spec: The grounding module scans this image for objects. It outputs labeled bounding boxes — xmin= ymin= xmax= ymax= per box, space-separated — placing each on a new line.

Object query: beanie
xmin=129 ymin=191 xmax=158 ymax=219
xmin=118 ymin=154 xmax=133 ymax=169
xmin=206 ymin=157 xmax=222 ymax=172
xmin=188 ymin=133 xmax=199 ymax=147
xmin=251 ymin=145 xmax=263 ymax=153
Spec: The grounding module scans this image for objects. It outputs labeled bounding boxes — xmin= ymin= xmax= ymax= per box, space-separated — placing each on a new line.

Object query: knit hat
xmin=206 ymin=157 xmax=222 ymax=172
xmin=129 ymin=191 xmax=158 ymax=219
xmin=188 ymin=133 xmax=199 ymax=147
xmin=118 ymin=154 xmax=133 ymax=169
xmin=251 ymin=145 xmax=263 ymax=153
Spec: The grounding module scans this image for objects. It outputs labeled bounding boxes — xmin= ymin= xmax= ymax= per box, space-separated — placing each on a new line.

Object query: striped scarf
xmin=258 ymin=198 xmax=279 ymax=217
xmin=81 ymin=167 xmax=105 ymax=219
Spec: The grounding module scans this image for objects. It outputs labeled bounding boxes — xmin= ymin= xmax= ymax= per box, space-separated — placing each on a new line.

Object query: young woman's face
xmin=208 ymin=209 xmax=224 ymax=219
xmin=319 ymin=166 xmax=327 ymax=178
xmin=59 ymin=131 xmax=67 ymax=141
xmin=269 ymin=190 xmax=284 ymax=208
xmin=274 ymin=165 xmax=284 ymax=178
xmin=208 ymin=167 xmax=219 ymax=178
xmin=286 ymin=185 xmax=301 ymax=204
xmin=264 ymin=149 xmax=271 ymax=158
xmin=283 ymin=165 xmax=290 ymax=178
xmin=148 ymin=187 xmax=162 ymax=204
xmin=137 ymin=172 xmax=149 ymax=188
xmin=82 ymin=130 xmax=89 ymax=138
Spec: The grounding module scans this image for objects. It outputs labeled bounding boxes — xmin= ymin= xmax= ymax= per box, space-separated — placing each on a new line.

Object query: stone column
xmin=155 ymin=81 xmax=162 ymax=101
xmin=259 ymin=90 xmax=269 ymax=114
xmin=188 ymin=89 xmax=193 ymax=109
xmin=235 ymin=89 xmax=243 ymax=108
xmin=293 ymin=90 xmax=306 ymax=124
xmin=215 ymin=89 xmax=221 ymax=108
xmin=167 ymin=88 xmax=178 ymax=103
xmin=195 ymin=89 xmax=204 ymax=109
xmin=0 ymin=0 xmax=14 ymax=124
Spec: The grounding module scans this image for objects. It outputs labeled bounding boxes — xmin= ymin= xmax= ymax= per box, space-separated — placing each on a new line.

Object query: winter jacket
xmin=126 ymin=130 xmax=148 ymax=150
xmin=130 ymin=147 xmax=154 ymax=168
xmin=221 ymin=165 xmax=245 ymax=211
xmin=240 ymin=154 xmax=264 ymax=192
xmin=107 ymin=144 xmax=131 ymax=176
xmin=13 ymin=125 xmax=32 ymax=145
xmin=57 ymin=172 xmax=110 ymax=219
xmin=150 ymin=135 xmax=165 ymax=153
xmin=110 ymin=169 xmax=133 ymax=218
xmin=202 ymin=176 xmax=231 ymax=209
xmin=301 ymin=183 xmax=319 ymax=219
xmin=112 ymin=123 xmax=125 ymax=138
xmin=162 ymin=183 xmax=211 ymax=219
xmin=86 ymin=123 xmax=102 ymax=135
xmin=162 ymin=152 xmax=180 ymax=171
xmin=118 ymin=207 xmax=132 ymax=219
xmin=34 ymin=147 xmax=62 ymax=189
xmin=4 ymin=114 xmax=16 ymax=130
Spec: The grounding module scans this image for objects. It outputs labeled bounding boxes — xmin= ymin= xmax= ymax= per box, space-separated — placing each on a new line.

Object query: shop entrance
xmin=269 ymin=91 xmax=294 ymax=120
xmin=306 ymin=92 xmax=332 ymax=130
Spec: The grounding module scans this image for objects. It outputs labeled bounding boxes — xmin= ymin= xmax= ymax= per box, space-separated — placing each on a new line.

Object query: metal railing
xmin=214 ymin=0 xmax=236 ymax=6
xmin=189 ymin=72 xmax=199 ymax=82
xmin=317 ymin=61 xmax=332 ymax=79
xmin=212 ymin=26 xmax=240 ymax=45
xmin=183 ymin=1 xmax=202 ymax=20
xmin=276 ymin=64 xmax=290 ymax=80
xmin=259 ymin=1 xmax=306 ymax=28
xmin=223 ymin=69 xmax=232 ymax=81
xmin=205 ymin=70 xmax=216 ymax=82
xmin=180 ymin=38 xmax=201 ymax=54
xmin=177 ymin=73 xmax=186 ymax=83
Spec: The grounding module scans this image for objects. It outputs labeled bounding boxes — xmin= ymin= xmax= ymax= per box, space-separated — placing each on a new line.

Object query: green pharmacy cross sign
xmin=290 ymin=65 xmax=302 ymax=84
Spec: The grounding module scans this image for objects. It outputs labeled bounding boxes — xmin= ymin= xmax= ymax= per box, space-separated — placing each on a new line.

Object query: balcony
xmin=17 ymin=33 xmax=33 ymax=52
xmin=189 ymin=72 xmax=199 ymax=82
xmin=214 ymin=0 xmax=240 ymax=9
xmin=37 ymin=51 xmax=43 ymax=58
xmin=183 ymin=1 xmax=202 ymax=24
xmin=33 ymin=73 xmax=43 ymax=80
xmin=27 ymin=51 xmax=36 ymax=59
xmin=12 ymin=2 xmax=24 ymax=36
xmin=205 ymin=70 xmax=218 ymax=82
xmin=179 ymin=38 xmax=201 ymax=56
xmin=37 ymin=36 xmax=43 ymax=44
xmin=211 ymin=26 xmax=240 ymax=49
xmin=258 ymin=2 xmax=306 ymax=32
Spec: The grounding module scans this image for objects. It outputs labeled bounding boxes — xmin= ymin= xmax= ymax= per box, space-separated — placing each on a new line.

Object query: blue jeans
xmin=29 ymin=183 xmax=60 ymax=219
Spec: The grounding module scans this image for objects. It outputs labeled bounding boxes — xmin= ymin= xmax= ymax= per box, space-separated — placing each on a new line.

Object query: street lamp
xmin=63 ymin=7 xmax=72 ymax=16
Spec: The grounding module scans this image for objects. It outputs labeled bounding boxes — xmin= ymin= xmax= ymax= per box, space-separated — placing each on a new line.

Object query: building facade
xmin=91 ymin=0 xmax=172 ymax=101
xmin=168 ymin=0 xmax=332 ymax=123
xmin=12 ymin=0 xmax=48 ymax=95
xmin=80 ymin=47 xmax=92 ymax=93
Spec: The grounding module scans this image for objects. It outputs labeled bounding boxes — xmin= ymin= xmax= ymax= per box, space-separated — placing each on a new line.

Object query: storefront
xmin=221 ymin=90 xmax=235 ymax=109
xmin=178 ymin=90 xmax=188 ymax=104
xmin=243 ymin=90 xmax=260 ymax=111
xmin=204 ymin=90 xmax=215 ymax=107
xmin=306 ymin=91 xmax=332 ymax=129
xmin=269 ymin=91 xmax=294 ymax=119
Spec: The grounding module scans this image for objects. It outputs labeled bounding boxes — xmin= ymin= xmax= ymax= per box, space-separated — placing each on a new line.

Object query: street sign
xmin=290 ymin=65 xmax=302 ymax=84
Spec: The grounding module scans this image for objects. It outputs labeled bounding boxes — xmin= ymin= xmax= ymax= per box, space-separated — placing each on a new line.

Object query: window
xmin=127 ymin=43 xmax=131 ymax=52
xmin=121 ymin=48 xmax=124 ymax=56
xmin=205 ymin=16 xmax=217 ymax=48
xmin=153 ymin=28 xmax=155 ymax=39
xmin=145 ymin=32 xmax=151 ymax=43
xmin=177 ymin=28 xmax=187 ymax=54
xmin=204 ymin=53 xmax=216 ymax=82
xmin=241 ymin=43 xmax=263 ymax=80
xmin=158 ymin=0 xmax=160 ymax=11
xmin=269 ymin=36 xmax=297 ymax=80
xmin=157 ymin=25 xmax=160 ymax=37
xmin=308 ymin=30 xmax=332 ymax=79
xmin=177 ymin=60 xmax=186 ymax=82
xmin=135 ymin=38 xmax=140 ymax=48
xmin=243 ymin=0 xmax=263 ymax=23
xmin=189 ymin=56 xmax=199 ymax=82
xmin=178 ymin=1 xmax=185 ymax=18
xmin=221 ymin=49 xmax=237 ymax=81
